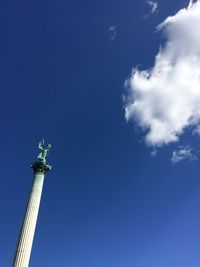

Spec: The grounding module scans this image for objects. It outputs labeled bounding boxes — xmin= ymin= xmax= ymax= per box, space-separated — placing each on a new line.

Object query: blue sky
xmin=2 ymin=0 xmax=200 ymax=266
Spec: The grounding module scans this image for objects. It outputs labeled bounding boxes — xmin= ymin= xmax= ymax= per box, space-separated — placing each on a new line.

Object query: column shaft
xmin=12 ymin=172 xmax=45 ymax=267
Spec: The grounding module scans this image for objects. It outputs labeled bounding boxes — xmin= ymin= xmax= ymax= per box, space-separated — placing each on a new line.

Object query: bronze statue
xmin=38 ymin=139 xmax=52 ymax=163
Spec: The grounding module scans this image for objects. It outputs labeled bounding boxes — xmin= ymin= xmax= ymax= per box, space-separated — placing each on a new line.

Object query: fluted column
xmin=13 ymin=161 xmax=51 ymax=267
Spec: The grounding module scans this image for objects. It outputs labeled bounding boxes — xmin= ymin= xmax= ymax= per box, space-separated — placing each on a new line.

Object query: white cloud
xmin=125 ymin=0 xmax=200 ymax=147
xmin=150 ymin=149 xmax=157 ymax=157
xmin=147 ymin=1 xmax=158 ymax=14
xmin=109 ymin=26 xmax=117 ymax=41
xmin=193 ymin=125 xmax=200 ymax=136
xmin=171 ymin=146 xmax=197 ymax=164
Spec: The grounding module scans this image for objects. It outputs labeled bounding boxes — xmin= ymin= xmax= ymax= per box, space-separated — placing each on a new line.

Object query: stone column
xmin=12 ymin=161 xmax=51 ymax=267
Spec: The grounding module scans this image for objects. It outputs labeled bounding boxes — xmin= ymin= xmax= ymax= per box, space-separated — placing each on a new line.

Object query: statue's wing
xmin=38 ymin=138 xmax=45 ymax=150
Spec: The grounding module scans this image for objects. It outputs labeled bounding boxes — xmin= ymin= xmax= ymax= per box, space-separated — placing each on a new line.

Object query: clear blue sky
xmin=1 ymin=0 xmax=200 ymax=266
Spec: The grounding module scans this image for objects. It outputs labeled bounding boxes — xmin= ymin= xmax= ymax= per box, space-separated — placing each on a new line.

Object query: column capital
xmin=31 ymin=161 xmax=52 ymax=174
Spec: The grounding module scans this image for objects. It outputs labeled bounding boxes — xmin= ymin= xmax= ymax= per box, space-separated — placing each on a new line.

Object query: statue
xmin=31 ymin=139 xmax=52 ymax=174
xmin=37 ymin=139 xmax=52 ymax=164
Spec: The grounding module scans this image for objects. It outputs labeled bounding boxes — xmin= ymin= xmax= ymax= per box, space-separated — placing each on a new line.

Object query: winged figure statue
xmin=37 ymin=139 xmax=52 ymax=163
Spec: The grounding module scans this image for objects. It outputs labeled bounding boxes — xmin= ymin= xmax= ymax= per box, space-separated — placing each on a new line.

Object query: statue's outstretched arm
xmin=38 ymin=139 xmax=45 ymax=150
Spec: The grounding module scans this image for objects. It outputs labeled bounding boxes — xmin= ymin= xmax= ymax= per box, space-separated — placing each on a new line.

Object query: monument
xmin=12 ymin=139 xmax=52 ymax=267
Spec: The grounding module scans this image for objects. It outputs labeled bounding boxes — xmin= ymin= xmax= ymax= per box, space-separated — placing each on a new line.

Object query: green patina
xmin=31 ymin=139 xmax=52 ymax=174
